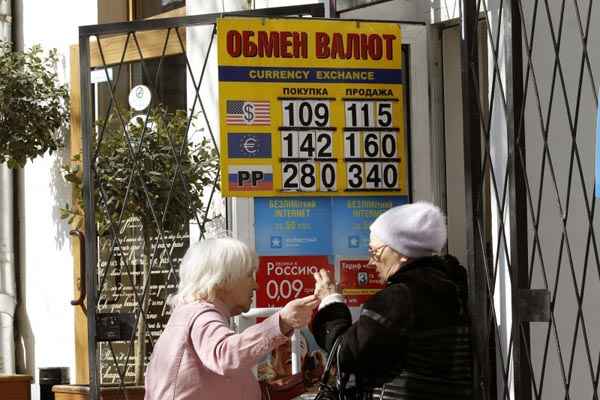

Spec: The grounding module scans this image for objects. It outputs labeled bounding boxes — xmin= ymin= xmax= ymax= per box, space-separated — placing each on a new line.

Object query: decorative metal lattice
xmin=460 ymin=0 xmax=600 ymax=398
xmin=78 ymin=5 xmax=325 ymax=400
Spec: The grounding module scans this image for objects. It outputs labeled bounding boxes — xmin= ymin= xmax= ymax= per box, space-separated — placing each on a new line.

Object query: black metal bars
xmin=460 ymin=0 xmax=488 ymax=398
xmin=79 ymin=3 xmax=325 ymax=37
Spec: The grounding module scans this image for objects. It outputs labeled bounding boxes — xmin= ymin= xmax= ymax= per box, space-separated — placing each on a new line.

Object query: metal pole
xmin=0 ymin=0 xmax=16 ymax=376
xmin=0 ymin=165 xmax=16 ymax=375
xmin=79 ymin=33 xmax=100 ymax=400
xmin=241 ymin=308 xmax=303 ymax=374
xmin=460 ymin=0 xmax=488 ymax=398
xmin=0 ymin=0 xmax=10 ymax=41
xmin=322 ymin=0 xmax=337 ymax=19
xmin=505 ymin=0 xmax=530 ymax=398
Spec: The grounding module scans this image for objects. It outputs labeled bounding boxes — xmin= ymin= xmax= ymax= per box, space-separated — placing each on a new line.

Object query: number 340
xmin=346 ymin=163 xmax=399 ymax=189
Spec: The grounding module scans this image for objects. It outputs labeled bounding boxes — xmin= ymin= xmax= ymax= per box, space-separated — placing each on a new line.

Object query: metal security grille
xmin=460 ymin=0 xmax=600 ymax=399
xmin=78 ymin=5 xmax=325 ymax=400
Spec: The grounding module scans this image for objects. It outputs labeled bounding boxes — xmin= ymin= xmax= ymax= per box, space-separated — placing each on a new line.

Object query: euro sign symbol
xmin=243 ymin=103 xmax=255 ymax=123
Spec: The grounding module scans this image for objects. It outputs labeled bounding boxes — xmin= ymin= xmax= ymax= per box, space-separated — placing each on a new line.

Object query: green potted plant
xmin=62 ymin=104 xmax=219 ymax=386
xmin=0 ymin=40 xmax=69 ymax=168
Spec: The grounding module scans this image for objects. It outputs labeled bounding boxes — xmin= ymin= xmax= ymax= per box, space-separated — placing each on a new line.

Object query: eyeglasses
xmin=368 ymin=244 xmax=388 ymax=262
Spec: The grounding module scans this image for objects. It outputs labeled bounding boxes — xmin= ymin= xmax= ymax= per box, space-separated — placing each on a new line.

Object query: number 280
xmin=282 ymin=162 xmax=337 ymax=191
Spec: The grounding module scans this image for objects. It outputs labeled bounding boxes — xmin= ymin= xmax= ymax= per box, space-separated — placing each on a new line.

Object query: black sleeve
xmin=311 ymin=302 xmax=353 ymax=352
xmin=310 ymin=284 xmax=413 ymax=379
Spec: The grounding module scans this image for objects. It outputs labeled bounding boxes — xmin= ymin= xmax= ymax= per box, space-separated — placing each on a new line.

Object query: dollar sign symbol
xmin=243 ymin=103 xmax=255 ymax=123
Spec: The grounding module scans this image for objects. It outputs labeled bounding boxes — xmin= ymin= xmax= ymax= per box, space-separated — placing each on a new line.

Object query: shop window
xmin=98 ymin=0 xmax=185 ymax=23
xmin=134 ymin=0 xmax=185 ymax=19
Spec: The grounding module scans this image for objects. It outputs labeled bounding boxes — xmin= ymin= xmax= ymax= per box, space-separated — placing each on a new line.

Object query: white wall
xmin=442 ymin=25 xmax=467 ymax=265
xmin=254 ymin=0 xmax=316 ymax=9
xmin=339 ymin=0 xmax=423 ymax=21
xmin=14 ymin=1 xmax=97 ymax=398
xmin=337 ymin=0 xmax=463 ymax=24
xmin=441 ymin=22 xmax=489 ymax=285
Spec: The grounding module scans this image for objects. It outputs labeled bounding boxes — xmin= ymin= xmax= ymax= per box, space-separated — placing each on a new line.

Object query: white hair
xmin=169 ymin=237 xmax=258 ymax=306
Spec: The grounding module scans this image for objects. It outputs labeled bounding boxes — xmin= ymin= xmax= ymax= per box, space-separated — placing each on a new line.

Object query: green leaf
xmin=0 ymin=40 xmax=69 ymax=168
xmin=58 ymin=102 xmax=219 ymax=235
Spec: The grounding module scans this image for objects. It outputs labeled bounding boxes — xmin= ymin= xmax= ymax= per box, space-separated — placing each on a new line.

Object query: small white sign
xmin=90 ymin=68 xmax=113 ymax=84
xmin=128 ymin=85 xmax=152 ymax=111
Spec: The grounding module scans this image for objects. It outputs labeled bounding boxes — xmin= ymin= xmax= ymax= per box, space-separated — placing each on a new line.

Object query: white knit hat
xmin=369 ymin=202 xmax=447 ymax=258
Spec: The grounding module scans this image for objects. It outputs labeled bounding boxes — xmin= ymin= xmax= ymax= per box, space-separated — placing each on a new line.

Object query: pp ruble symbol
xmin=243 ymin=103 xmax=255 ymax=123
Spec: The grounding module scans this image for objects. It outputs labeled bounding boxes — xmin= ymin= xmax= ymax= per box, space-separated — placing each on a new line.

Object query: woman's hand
xmin=312 ymin=269 xmax=340 ymax=301
xmin=279 ymin=295 xmax=320 ymax=334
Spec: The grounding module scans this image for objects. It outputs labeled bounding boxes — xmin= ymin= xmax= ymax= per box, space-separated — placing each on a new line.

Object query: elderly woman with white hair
xmin=311 ymin=202 xmax=473 ymax=399
xmin=145 ymin=237 xmax=319 ymax=400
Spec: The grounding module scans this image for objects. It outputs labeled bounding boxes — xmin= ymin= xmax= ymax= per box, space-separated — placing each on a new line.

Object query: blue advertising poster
xmin=596 ymin=103 xmax=600 ymax=198
xmin=254 ymin=197 xmax=332 ymax=255
xmin=331 ymin=196 xmax=409 ymax=256
xmin=255 ymin=196 xmax=409 ymax=257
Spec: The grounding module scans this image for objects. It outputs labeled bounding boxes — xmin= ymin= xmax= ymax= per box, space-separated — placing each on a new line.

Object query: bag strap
xmin=314 ymin=336 xmax=346 ymax=400
xmin=334 ymin=337 xmax=346 ymax=392
xmin=319 ymin=335 xmax=344 ymax=385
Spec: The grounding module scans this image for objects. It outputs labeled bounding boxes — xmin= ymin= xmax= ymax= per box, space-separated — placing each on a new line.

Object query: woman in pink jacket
xmin=145 ymin=237 xmax=319 ymax=400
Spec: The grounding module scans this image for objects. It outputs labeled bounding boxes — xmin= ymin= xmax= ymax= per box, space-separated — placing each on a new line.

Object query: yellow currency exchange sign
xmin=218 ymin=17 xmax=406 ymax=197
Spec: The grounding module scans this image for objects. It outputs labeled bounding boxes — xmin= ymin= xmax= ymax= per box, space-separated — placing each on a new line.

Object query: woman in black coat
xmin=311 ymin=202 xmax=473 ymax=400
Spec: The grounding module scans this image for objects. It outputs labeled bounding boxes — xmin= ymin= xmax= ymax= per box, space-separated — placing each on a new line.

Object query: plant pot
xmin=52 ymin=385 xmax=144 ymax=400
xmin=0 ymin=374 xmax=33 ymax=400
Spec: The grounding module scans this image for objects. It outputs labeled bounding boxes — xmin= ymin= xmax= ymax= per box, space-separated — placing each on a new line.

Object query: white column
xmin=0 ymin=165 xmax=16 ymax=374
xmin=0 ymin=0 xmax=16 ymax=375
